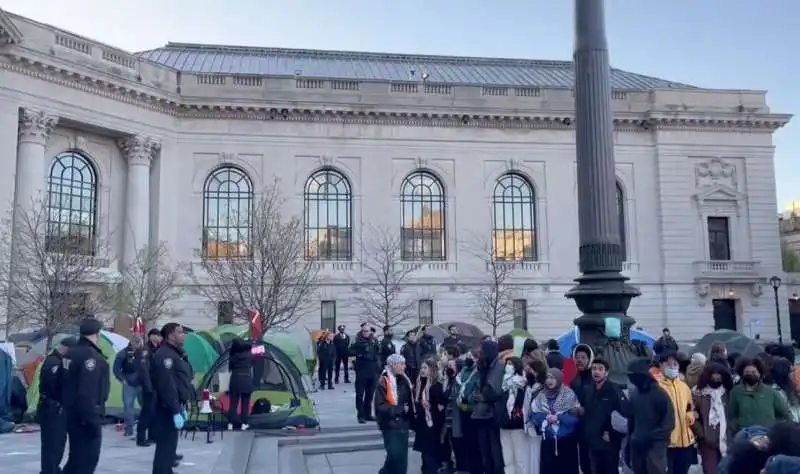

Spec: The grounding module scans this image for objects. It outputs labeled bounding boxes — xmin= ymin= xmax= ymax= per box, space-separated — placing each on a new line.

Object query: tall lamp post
xmin=769 ymin=275 xmax=783 ymax=345
xmin=566 ymin=0 xmax=641 ymax=383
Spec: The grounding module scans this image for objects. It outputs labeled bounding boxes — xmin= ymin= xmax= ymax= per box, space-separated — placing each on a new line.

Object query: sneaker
xmin=227 ymin=424 xmax=233 ymax=431
xmin=241 ymin=424 xmax=249 ymax=431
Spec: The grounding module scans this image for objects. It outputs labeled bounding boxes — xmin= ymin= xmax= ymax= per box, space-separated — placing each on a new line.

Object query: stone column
xmin=118 ymin=135 xmax=160 ymax=267
xmin=566 ymin=0 xmax=640 ymax=348
xmin=15 ymin=108 xmax=58 ymax=212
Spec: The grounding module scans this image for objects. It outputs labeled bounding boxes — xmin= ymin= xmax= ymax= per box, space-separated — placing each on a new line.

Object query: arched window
xmin=46 ymin=152 xmax=99 ymax=255
xmin=492 ymin=173 xmax=536 ymax=260
xmin=304 ymin=169 xmax=352 ymax=260
xmin=400 ymin=171 xmax=446 ymax=261
xmin=617 ymin=182 xmax=627 ymax=262
xmin=202 ymin=166 xmax=253 ymax=259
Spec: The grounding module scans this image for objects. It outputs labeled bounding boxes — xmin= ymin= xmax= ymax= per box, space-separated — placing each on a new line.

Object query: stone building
xmin=0 ymin=8 xmax=791 ymax=339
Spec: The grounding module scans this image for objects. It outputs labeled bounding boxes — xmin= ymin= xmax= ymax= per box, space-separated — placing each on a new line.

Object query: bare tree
xmin=106 ymin=242 xmax=185 ymax=330
xmin=190 ymin=181 xmax=319 ymax=330
xmin=0 ymin=197 xmax=113 ymax=349
xmin=354 ymin=225 xmax=417 ymax=328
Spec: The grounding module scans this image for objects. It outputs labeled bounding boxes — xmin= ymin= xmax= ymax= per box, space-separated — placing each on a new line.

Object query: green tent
xmin=264 ymin=332 xmax=309 ymax=376
xmin=26 ymin=334 xmax=125 ymax=419
xmin=196 ymin=330 xmax=225 ymax=354
xmin=508 ymin=328 xmax=533 ymax=338
xmin=184 ymin=332 xmax=219 ymax=375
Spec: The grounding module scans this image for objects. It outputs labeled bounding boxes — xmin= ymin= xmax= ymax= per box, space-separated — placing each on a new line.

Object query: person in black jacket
xmin=401 ymin=330 xmax=423 ymax=383
xmin=379 ymin=325 xmax=397 ymax=368
xmin=581 ymin=358 xmax=623 ymax=474
xmin=626 ymin=358 xmax=675 ymax=474
xmin=61 ymin=318 xmax=110 ymax=474
xmin=350 ymin=325 xmax=380 ymax=423
xmin=333 ymin=325 xmax=351 ymax=384
xmin=419 ymin=326 xmax=437 ymax=361
xmin=133 ymin=336 xmax=155 ymax=447
xmin=570 ymin=344 xmax=595 ymax=474
xmin=227 ymin=338 xmax=254 ymax=430
xmin=654 ymin=328 xmax=679 ymax=356
xmin=545 ymin=339 xmax=564 ymax=370
xmin=150 ymin=323 xmax=193 ymax=474
xmin=38 ymin=336 xmax=76 ymax=474
xmin=317 ymin=332 xmax=336 ymax=390
xmin=374 ymin=353 xmax=414 ymax=474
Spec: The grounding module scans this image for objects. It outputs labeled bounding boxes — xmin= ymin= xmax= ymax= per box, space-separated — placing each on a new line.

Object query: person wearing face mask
xmin=499 ymin=357 xmax=528 ymax=474
xmin=457 ymin=349 xmax=482 ymax=474
xmin=522 ymin=359 xmax=547 ymax=474
xmin=650 ymin=352 xmax=697 ymax=474
xmin=692 ymin=363 xmax=734 ymax=474
xmin=728 ymin=358 xmax=790 ymax=436
xmin=626 ymin=359 xmax=674 ymax=474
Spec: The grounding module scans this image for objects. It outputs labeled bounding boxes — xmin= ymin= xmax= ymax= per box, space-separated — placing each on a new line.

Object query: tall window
xmin=217 ymin=301 xmax=234 ymax=325
xmin=513 ymin=299 xmax=528 ymax=330
xmin=400 ymin=171 xmax=446 ymax=260
xmin=418 ymin=299 xmax=434 ymax=325
xmin=492 ymin=173 xmax=536 ymax=260
xmin=46 ymin=152 xmax=99 ymax=255
xmin=708 ymin=217 xmax=731 ymax=260
xmin=304 ymin=169 xmax=352 ymax=260
xmin=202 ymin=166 xmax=253 ymax=259
xmin=617 ymin=182 xmax=627 ymax=262
xmin=321 ymin=300 xmax=337 ymax=331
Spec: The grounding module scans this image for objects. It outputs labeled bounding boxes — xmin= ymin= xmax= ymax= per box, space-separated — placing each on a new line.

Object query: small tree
xmin=190 ymin=181 xmax=319 ymax=330
xmin=355 ymin=225 xmax=416 ymax=328
xmin=468 ymin=236 xmax=517 ymax=336
xmin=0 ymin=197 xmax=113 ymax=349
xmin=108 ymin=242 xmax=185 ymax=330
xmin=782 ymin=243 xmax=800 ymax=273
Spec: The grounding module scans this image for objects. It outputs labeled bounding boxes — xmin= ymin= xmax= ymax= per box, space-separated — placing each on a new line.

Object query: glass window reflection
xmin=46 ymin=152 xmax=98 ymax=256
xmin=400 ymin=171 xmax=446 ymax=261
xmin=492 ymin=173 xmax=536 ymax=261
xmin=202 ymin=166 xmax=253 ymax=259
xmin=304 ymin=169 xmax=352 ymax=260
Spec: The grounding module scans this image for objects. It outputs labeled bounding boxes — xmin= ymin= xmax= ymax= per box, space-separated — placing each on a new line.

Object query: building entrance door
xmin=789 ymin=299 xmax=800 ymax=346
xmin=712 ymin=299 xmax=737 ymax=331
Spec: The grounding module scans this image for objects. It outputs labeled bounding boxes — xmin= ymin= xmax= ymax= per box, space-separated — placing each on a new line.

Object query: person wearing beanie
xmin=374 ymin=353 xmax=414 ymax=474
xmin=61 ymin=317 xmax=110 ymax=474
xmin=38 ymin=336 xmax=76 ymax=474
xmin=684 ymin=353 xmax=707 ymax=389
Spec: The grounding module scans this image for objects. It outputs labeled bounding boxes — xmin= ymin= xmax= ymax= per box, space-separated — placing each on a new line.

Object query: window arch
xmin=400 ymin=171 xmax=446 ymax=261
xmin=303 ymin=169 xmax=352 ymax=260
xmin=202 ymin=166 xmax=253 ymax=259
xmin=46 ymin=152 xmax=99 ymax=255
xmin=492 ymin=173 xmax=536 ymax=260
xmin=617 ymin=182 xmax=627 ymax=262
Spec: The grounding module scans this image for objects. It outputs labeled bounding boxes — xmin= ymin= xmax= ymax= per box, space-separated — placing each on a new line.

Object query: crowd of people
xmin=340 ymin=324 xmax=800 ymax=474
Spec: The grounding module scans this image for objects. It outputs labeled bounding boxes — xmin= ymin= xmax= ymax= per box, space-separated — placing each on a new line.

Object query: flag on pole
xmin=132 ymin=317 xmax=145 ymax=336
xmin=248 ymin=309 xmax=264 ymax=341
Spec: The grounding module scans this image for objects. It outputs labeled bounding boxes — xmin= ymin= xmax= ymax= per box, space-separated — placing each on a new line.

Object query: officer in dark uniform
xmin=38 ymin=336 xmax=77 ymax=474
xmin=135 ymin=335 xmax=154 ymax=447
xmin=62 ymin=318 xmax=110 ymax=474
xmin=378 ymin=325 xmax=397 ymax=368
xmin=150 ymin=323 xmax=192 ymax=474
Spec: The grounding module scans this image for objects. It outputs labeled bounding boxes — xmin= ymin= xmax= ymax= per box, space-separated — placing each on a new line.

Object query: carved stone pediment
xmin=694 ymin=184 xmax=744 ymax=203
xmin=695 ymin=158 xmax=736 ymax=189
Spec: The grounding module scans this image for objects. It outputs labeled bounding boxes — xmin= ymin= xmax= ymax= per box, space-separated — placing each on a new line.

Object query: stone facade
xmin=0 ymin=9 xmax=791 ymax=340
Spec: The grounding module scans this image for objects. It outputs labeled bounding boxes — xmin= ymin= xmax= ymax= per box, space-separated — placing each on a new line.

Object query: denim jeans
xmin=122 ymin=384 xmax=142 ymax=435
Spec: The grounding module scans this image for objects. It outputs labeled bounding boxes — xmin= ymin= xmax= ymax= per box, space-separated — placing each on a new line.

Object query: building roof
xmin=136 ymin=43 xmax=698 ymax=91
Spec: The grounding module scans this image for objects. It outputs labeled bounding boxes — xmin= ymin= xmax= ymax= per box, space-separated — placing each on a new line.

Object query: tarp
xmin=26 ymin=334 xmax=125 ymax=420
xmin=0 ymin=347 xmax=12 ymax=421
xmin=557 ymin=326 xmax=656 ymax=357
xmin=195 ymin=341 xmax=318 ymax=429
xmin=692 ymin=330 xmax=764 ymax=359
xmin=184 ymin=332 xmax=219 ymax=375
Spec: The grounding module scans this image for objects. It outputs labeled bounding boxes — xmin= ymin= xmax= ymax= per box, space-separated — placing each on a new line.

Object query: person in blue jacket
xmin=529 ymin=368 xmax=581 ymax=474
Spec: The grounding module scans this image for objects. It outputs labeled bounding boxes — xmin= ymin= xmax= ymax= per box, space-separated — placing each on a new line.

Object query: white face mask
xmin=505 ymin=364 xmax=514 ymax=375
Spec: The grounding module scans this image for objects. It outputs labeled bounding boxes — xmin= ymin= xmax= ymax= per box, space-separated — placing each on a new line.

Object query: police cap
xmin=79 ymin=317 xmax=103 ymax=336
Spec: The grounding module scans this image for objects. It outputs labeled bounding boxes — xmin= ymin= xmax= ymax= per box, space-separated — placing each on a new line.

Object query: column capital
xmin=18 ymin=108 xmax=58 ymax=144
xmin=117 ymin=135 xmax=161 ymax=167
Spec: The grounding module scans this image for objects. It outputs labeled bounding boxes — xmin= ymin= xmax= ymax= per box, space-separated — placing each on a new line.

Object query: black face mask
xmin=445 ymin=368 xmax=456 ymax=379
xmin=743 ymin=375 xmax=760 ymax=386
xmin=708 ymin=381 xmax=722 ymax=389
xmin=464 ymin=358 xmax=475 ymax=368
xmin=526 ymin=373 xmax=536 ymax=385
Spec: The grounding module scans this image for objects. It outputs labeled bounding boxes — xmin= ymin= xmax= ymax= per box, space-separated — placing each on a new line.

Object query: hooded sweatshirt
xmin=627 ymin=359 xmax=675 ymax=449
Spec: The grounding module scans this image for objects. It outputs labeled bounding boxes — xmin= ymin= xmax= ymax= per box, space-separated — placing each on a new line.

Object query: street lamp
xmin=565 ymin=0 xmax=641 ymax=384
xmin=769 ymin=275 xmax=783 ymax=345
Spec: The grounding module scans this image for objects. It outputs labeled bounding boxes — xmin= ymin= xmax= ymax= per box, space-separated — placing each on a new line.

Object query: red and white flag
xmin=132 ymin=317 xmax=146 ymax=336
xmin=248 ymin=309 xmax=264 ymax=341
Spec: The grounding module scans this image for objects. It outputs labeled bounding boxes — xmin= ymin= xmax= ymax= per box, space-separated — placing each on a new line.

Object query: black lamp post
xmin=565 ymin=0 xmax=642 ymax=384
xmin=769 ymin=275 xmax=783 ymax=345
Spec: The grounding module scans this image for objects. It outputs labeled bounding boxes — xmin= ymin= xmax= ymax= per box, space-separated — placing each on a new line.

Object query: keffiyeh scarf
xmin=700 ymin=386 xmax=728 ymax=456
xmin=502 ymin=373 xmax=527 ymax=418
xmin=531 ymin=386 xmax=579 ymax=455
xmin=523 ymin=383 xmax=543 ymax=436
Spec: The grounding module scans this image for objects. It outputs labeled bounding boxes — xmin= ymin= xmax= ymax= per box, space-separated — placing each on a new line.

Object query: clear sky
xmin=2 ymin=0 xmax=796 ymax=209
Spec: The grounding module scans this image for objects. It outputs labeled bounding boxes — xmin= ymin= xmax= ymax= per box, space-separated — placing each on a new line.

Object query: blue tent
xmin=556 ymin=326 xmax=656 ymax=357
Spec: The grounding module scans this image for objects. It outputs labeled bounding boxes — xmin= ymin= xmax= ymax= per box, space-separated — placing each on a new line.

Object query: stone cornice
xmin=0 ymin=51 xmax=791 ymax=133
xmin=18 ymin=108 xmax=58 ymax=144
xmin=117 ymin=135 xmax=161 ymax=167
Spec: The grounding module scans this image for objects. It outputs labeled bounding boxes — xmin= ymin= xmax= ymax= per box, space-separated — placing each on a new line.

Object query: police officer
xmin=378 ymin=325 xmax=396 ymax=368
xmin=150 ymin=323 xmax=193 ymax=474
xmin=62 ymin=318 xmax=110 ymax=474
xmin=135 ymin=334 xmax=154 ymax=447
xmin=38 ymin=336 xmax=77 ymax=474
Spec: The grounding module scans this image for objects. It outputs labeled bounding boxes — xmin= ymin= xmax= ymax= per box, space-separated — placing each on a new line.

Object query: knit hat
xmin=386 ymin=354 xmax=406 ymax=367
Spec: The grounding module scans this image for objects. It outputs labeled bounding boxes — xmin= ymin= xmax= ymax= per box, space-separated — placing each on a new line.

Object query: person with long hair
xmin=522 ymin=359 xmax=547 ymax=474
xmin=227 ymin=337 xmax=254 ymax=430
xmin=413 ymin=358 xmax=445 ymax=474
xmin=530 ymin=368 xmax=580 ymax=474
xmin=500 ymin=357 xmax=528 ymax=474
xmin=770 ymin=357 xmax=800 ymax=422
xmin=439 ymin=356 xmax=460 ymax=473
xmin=692 ymin=362 xmax=734 ymax=474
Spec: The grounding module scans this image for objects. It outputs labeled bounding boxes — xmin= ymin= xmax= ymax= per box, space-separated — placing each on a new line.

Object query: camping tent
xmin=26 ymin=334 xmax=126 ymax=420
xmin=195 ymin=341 xmax=319 ymax=429
xmin=557 ymin=326 xmax=657 ymax=357
xmin=196 ymin=330 xmax=225 ymax=354
xmin=692 ymin=330 xmax=764 ymax=359
xmin=268 ymin=328 xmax=316 ymax=373
xmin=0 ymin=347 xmax=13 ymax=422
xmin=184 ymin=332 xmax=220 ymax=376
